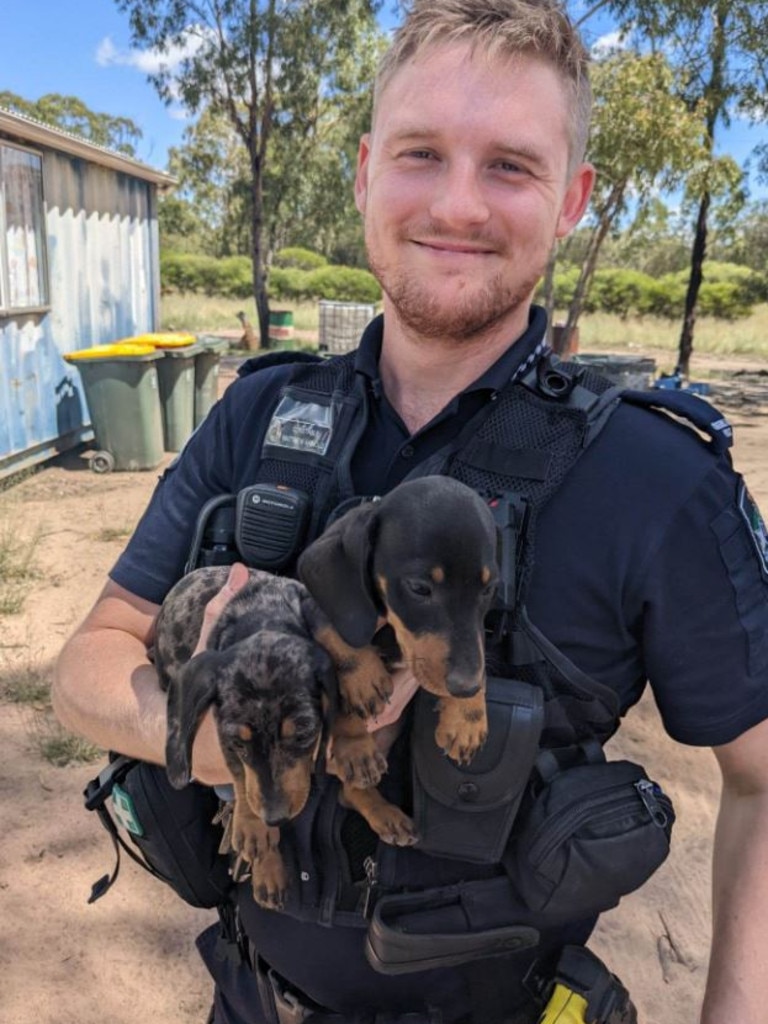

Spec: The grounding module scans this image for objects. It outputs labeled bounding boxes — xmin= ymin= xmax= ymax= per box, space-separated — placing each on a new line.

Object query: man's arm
xmin=701 ymin=715 xmax=768 ymax=1022
xmin=52 ymin=569 xmax=249 ymax=786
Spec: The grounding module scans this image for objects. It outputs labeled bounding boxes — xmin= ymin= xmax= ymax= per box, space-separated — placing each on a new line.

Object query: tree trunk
xmin=561 ymin=183 xmax=625 ymax=351
xmin=674 ymin=0 xmax=728 ymax=378
xmin=541 ymin=246 xmax=557 ymax=348
xmin=249 ymin=147 xmax=270 ymax=349
xmin=675 ymin=190 xmax=710 ymax=377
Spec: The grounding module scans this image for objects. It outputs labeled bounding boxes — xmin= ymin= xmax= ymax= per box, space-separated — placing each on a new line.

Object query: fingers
xmin=193 ymin=562 xmax=250 ymax=655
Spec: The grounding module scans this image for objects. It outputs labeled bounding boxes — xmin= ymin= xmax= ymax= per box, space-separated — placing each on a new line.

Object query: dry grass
xmin=160 ymin=294 xmax=323 ymax=336
xmin=563 ymin=304 xmax=768 ymax=362
xmin=0 ymin=647 xmax=101 ymax=765
xmin=0 ymin=512 xmax=42 ymax=615
xmin=161 ymin=293 xmax=768 ymax=365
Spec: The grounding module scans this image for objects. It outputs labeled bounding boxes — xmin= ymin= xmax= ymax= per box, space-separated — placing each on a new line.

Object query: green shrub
xmin=274 ymin=247 xmax=328 ymax=271
xmin=590 ymin=268 xmax=650 ymax=319
xmin=269 ymin=267 xmax=313 ymax=302
xmin=697 ymin=281 xmax=753 ymax=320
xmin=306 ymin=265 xmax=381 ymax=303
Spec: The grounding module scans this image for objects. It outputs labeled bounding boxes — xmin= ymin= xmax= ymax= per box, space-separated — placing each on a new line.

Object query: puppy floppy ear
xmin=165 ymin=651 xmax=220 ymax=789
xmin=298 ymin=502 xmax=380 ymax=648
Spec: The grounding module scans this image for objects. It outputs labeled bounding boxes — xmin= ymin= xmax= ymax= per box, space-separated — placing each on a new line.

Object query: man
xmin=53 ymin=1 xmax=768 ymax=1021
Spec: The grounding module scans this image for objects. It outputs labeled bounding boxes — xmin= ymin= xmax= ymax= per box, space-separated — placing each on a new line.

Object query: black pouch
xmin=84 ymin=754 xmax=233 ymax=908
xmin=411 ymin=677 xmax=544 ymax=863
xmin=502 ymin=746 xmax=674 ymax=926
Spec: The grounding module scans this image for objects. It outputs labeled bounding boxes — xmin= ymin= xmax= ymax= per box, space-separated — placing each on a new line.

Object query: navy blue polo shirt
xmin=112 ymin=306 xmax=768 ymax=746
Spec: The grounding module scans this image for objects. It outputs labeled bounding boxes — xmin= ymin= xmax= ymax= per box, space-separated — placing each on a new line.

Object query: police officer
xmin=53 ymin=1 xmax=768 ymax=1022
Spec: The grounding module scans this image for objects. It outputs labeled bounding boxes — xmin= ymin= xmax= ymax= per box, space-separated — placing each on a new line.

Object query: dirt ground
xmin=2 ymin=350 xmax=768 ymax=1024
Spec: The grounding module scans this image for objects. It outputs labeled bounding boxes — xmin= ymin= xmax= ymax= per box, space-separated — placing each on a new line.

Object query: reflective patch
xmin=264 ymin=395 xmax=333 ymax=456
xmin=738 ymin=481 xmax=768 ymax=579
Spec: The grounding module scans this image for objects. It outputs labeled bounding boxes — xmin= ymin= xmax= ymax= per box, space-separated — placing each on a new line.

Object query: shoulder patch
xmin=738 ymin=480 xmax=768 ymax=579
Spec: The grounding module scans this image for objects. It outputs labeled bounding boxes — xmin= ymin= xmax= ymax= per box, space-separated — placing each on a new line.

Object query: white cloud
xmin=591 ymin=31 xmax=627 ymax=56
xmin=95 ymin=32 xmax=205 ymax=76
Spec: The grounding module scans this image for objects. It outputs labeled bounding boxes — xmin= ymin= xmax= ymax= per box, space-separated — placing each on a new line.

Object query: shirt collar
xmin=354 ymin=305 xmax=549 ymax=397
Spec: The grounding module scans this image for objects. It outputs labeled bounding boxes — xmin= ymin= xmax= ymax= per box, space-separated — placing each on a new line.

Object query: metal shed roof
xmin=0 ymin=106 xmax=176 ymax=188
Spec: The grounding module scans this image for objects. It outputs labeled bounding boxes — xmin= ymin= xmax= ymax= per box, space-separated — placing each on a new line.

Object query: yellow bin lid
xmin=64 ymin=343 xmax=158 ymax=361
xmin=128 ymin=332 xmax=197 ymax=349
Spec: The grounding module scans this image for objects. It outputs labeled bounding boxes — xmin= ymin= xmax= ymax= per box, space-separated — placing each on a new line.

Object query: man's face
xmin=355 ymin=44 xmax=594 ymax=342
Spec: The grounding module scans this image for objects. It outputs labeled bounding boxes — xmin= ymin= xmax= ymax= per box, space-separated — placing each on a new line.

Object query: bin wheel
xmin=91 ymin=450 xmax=116 ymax=474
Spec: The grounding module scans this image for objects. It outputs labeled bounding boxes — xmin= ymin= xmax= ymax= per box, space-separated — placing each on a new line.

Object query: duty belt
xmin=251 ymin=952 xmax=540 ymax=1024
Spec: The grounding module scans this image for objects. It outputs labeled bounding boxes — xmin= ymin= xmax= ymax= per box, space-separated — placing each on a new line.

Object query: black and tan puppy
xmin=298 ymin=475 xmax=500 ymax=788
xmin=153 ymin=566 xmax=417 ymax=909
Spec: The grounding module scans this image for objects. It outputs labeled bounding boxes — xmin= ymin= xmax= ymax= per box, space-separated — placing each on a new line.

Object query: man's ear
xmin=354 ymin=133 xmax=372 ymax=216
xmin=556 ymin=162 xmax=596 ymax=239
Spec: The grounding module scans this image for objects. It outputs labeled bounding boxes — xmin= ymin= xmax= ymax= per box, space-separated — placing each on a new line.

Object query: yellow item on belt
xmin=538 ymin=983 xmax=591 ymax=1024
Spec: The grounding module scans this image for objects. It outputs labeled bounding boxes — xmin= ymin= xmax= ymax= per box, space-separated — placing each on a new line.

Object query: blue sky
xmin=4 ymin=0 xmax=766 ymax=200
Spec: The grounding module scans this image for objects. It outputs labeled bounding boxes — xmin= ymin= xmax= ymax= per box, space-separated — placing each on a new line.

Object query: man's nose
xmin=429 ymin=160 xmax=491 ymax=229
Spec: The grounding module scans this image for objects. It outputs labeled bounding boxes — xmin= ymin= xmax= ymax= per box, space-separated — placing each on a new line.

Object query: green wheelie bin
xmin=194 ymin=335 xmax=230 ymax=428
xmin=63 ymin=343 xmax=165 ymax=473
xmin=132 ymin=333 xmax=201 ymax=452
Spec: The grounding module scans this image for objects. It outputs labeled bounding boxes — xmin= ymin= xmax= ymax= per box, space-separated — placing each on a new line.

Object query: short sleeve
xmin=642 ymin=460 xmax=768 ymax=745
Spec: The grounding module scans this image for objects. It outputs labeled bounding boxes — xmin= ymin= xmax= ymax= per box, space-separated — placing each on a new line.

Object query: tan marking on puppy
xmin=384 ymin=606 xmax=451 ymax=695
xmin=431 ymin=566 xmax=445 ymax=584
xmin=482 ymin=565 xmax=492 ymax=585
xmin=314 ymin=623 xmax=393 ymax=717
xmin=280 ymin=718 xmax=297 ymax=739
xmin=238 ymin=725 xmax=253 ymax=741
xmin=230 ymin=775 xmax=287 ymax=908
xmin=340 ymin=784 xmax=418 ymax=846
xmin=329 ymin=712 xmax=388 ymax=789
xmin=242 ymin=763 xmax=265 ymax=820
xmin=434 ymin=691 xmax=488 ymax=765
xmin=279 ymin=757 xmax=315 ymax=818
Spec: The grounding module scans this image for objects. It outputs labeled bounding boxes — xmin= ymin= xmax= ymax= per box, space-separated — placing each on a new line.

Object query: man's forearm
xmin=53 ymin=625 xmax=168 ymax=765
xmin=52 ymin=580 xmax=232 ymax=786
xmin=701 ymin=787 xmax=768 ymax=1022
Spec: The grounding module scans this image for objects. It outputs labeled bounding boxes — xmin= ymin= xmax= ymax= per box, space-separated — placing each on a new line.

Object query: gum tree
xmin=586 ymin=0 xmax=768 ymax=375
xmin=116 ymin=0 xmax=383 ymax=345
xmin=552 ymin=51 xmax=706 ymax=351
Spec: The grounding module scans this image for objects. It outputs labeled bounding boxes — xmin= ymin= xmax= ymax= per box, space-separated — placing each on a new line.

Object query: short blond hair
xmin=373 ymin=0 xmax=592 ymax=174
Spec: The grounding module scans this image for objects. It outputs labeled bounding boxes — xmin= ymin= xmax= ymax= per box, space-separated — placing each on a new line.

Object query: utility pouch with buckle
xmin=502 ymin=745 xmax=675 ymax=927
xmin=411 ymin=677 xmax=544 ymax=863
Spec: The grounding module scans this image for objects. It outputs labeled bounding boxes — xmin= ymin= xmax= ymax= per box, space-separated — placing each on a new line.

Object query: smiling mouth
xmin=414 ymin=239 xmax=496 ymax=256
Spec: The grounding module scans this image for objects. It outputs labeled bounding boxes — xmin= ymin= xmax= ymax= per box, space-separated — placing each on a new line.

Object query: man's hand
xmin=365 ymin=667 xmax=420 ymax=733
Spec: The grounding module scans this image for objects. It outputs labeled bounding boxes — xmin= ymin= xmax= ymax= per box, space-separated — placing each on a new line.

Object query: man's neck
xmin=378 ymin=308 xmax=531 ymax=434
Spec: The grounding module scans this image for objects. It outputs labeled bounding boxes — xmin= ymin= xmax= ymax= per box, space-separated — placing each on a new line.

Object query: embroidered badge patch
xmin=264 ymin=395 xmax=333 ymax=456
xmin=738 ymin=481 xmax=768 ymax=578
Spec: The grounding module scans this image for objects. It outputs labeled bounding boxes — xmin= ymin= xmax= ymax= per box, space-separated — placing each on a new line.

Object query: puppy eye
xmin=405 ymin=578 xmax=433 ymax=599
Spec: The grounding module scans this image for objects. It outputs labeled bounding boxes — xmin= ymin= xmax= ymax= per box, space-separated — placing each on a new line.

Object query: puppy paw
xmin=435 ymin=697 xmax=488 ymax=765
xmin=330 ymin=734 xmax=388 ymax=789
xmin=251 ymin=850 xmax=290 ymax=910
xmin=338 ymin=656 xmax=393 ymax=719
xmin=370 ymin=807 xmax=419 ymax=847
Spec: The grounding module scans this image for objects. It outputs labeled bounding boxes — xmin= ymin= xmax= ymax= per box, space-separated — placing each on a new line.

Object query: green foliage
xmin=0 ymin=90 xmax=142 ymax=155
xmin=162 ymin=252 xmax=380 ymax=304
xmin=545 ymin=259 xmax=762 ymax=321
xmin=305 ymin=266 xmax=381 ymax=303
xmin=160 ymin=252 xmax=253 ymax=298
xmin=273 ymin=247 xmax=328 ymax=271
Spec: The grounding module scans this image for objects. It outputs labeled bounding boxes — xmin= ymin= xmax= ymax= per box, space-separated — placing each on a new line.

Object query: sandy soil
xmin=2 ymin=350 xmax=768 ymax=1024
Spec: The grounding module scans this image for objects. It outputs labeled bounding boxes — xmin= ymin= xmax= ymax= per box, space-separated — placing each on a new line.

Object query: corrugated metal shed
xmin=0 ymin=108 xmax=175 ymax=478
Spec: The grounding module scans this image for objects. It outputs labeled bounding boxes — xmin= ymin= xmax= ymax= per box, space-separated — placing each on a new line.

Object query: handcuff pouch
xmin=411 ymin=677 xmax=544 ymax=863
